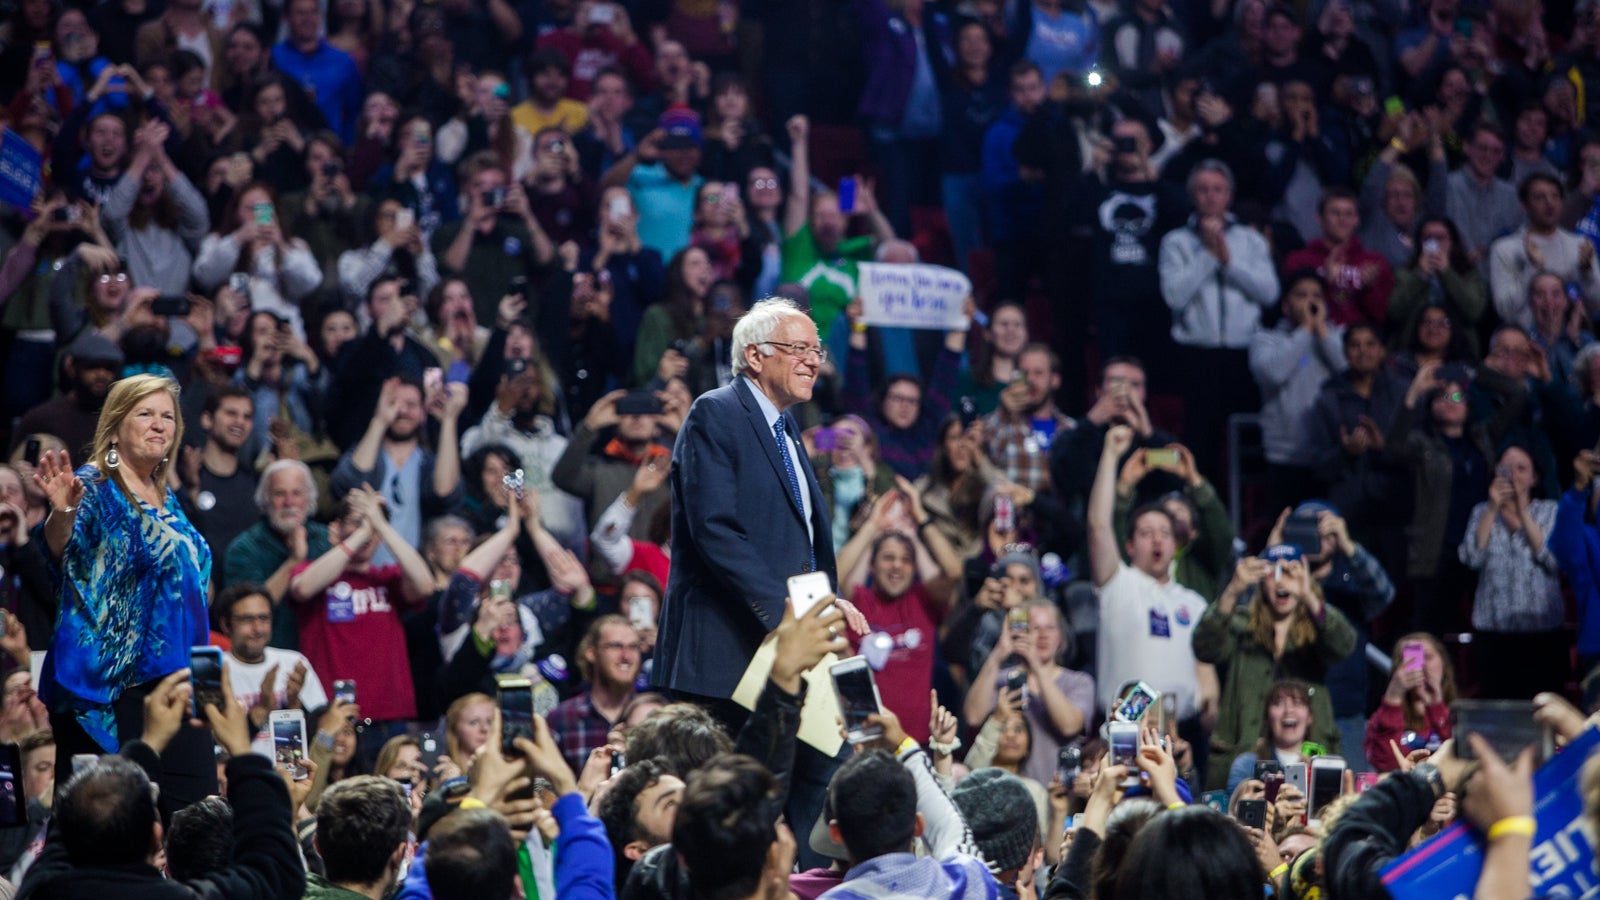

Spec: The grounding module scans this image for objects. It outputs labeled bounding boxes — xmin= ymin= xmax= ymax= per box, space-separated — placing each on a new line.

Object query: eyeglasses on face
xmin=759 ymin=340 xmax=827 ymax=363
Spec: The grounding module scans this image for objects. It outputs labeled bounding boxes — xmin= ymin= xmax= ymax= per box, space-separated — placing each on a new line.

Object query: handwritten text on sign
xmin=857 ymin=263 xmax=972 ymax=331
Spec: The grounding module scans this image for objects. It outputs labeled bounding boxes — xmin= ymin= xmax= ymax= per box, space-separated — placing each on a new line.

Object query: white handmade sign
xmin=857 ymin=263 xmax=972 ymax=330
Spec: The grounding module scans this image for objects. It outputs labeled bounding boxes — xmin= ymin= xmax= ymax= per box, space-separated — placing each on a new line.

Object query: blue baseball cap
xmin=1262 ymin=543 xmax=1302 ymax=563
xmin=659 ymin=107 xmax=702 ymax=148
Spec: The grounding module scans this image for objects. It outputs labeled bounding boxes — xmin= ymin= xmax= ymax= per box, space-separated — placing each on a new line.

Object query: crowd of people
xmin=2 ymin=0 xmax=1600 ymax=896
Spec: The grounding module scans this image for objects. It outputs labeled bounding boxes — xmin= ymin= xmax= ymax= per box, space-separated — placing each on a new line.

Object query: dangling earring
xmin=106 ymin=444 xmax=120 ymax=469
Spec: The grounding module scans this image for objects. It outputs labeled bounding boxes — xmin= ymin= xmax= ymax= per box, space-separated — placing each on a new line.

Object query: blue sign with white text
xmin=0 ymin=129 xmax=42 ymax=210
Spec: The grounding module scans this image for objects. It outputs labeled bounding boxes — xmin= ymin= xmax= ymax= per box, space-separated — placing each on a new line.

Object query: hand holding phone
xmin=786 ymin=571 xmax=833 ymax=619
xmin=189 ymin=647 xmax=225 ymax=719
xmin=831 ymin=657 xmax=884 ymax=743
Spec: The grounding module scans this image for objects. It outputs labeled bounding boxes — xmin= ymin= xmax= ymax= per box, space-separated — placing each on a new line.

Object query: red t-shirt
xmin=291 ymin=563 xmax=417 ymax=722
xmin=847 ymin=583 xmax=942 ymax=743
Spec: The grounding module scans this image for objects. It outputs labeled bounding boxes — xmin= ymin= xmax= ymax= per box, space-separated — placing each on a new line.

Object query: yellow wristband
xmin=1486 ymin=816 xmax=1536 ymax=840
xmin=1389 ymin=137 xmax=1407 ymax=153
xmin=1167 ymin=801 xmax=1186 ymax=810
xmin=458 ymin=797 xmax=488 ymax=810
xmin=1269 ymin=863 xmax=1289 ymax=880
xmin=851 ymin=322 xmax=868 ymax=334
xmin=896 ymin=737 xmax=919 ymax=756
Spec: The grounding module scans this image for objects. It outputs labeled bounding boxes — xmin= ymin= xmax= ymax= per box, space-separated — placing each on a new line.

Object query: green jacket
xmin=1113 ymin=478 xmax=1234 ymax=604
xmin=303 ymin=872 xmax=371 ymax=899
xmin=1192 ymin=597 xmax=1357 ymax=790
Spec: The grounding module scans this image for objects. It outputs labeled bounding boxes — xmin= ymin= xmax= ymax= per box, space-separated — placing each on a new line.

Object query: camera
xmin=321 ymin=161 xmax=341 ymax=178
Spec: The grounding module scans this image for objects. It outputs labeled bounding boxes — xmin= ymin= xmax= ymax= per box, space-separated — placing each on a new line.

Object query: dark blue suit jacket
xmin=654 ymin=377 xmax=836 ymax=698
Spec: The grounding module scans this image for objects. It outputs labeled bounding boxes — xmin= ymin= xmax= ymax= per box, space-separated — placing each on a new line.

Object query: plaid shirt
xmin=549 ymin=691 xmax=620 ymax=774
xmin=983 ymin=408 xmax=1075 ymax=493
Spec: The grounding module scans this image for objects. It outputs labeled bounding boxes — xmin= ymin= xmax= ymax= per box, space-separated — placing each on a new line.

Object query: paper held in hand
xmin=733 ymin=635 xmax=844 ymax=757
xmin=856 ymin=263 xmax=973 ymax=331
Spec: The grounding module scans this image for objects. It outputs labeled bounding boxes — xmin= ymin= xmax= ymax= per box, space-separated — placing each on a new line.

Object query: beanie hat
xmin=951 ymin=768 xmax=1036 ymax=872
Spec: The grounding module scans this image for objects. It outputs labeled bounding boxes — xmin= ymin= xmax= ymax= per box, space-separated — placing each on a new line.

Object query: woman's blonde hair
xmin=88 ymin=374 xmax=184 ymax=501
xmin=444 ymin=691 xmax=494 ymax=762
xmin=1249 ymin=578 xmax=1323 ymax=656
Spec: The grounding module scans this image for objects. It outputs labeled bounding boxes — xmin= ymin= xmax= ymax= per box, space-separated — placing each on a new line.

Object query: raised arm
xmin=1088 ymin=425 xmax=1134 ymax=587
xmin=783 ymin=115 xmax=810 ymax=239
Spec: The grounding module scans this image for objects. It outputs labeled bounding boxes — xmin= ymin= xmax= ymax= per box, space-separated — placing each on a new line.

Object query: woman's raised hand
xmin=33 ymin=450 xmax=84 ymax=511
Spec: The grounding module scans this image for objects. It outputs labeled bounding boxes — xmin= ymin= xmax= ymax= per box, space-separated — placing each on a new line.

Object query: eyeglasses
xmin=599 ymin=641 xmax=643 ymax=653
xmin=759 ymin=341 xmax=828 ymax=363
xmin=539 ymin=140 xmax=567 ymax=153
xmin=98 ymin=272 xmax=129 ymax=284
xmin=750 ymin=178 xmax=778 ymax=190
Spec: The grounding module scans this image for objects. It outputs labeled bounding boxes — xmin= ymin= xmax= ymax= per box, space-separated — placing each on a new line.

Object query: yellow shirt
xmin=510 ymin=98 xmax=589 ymax=136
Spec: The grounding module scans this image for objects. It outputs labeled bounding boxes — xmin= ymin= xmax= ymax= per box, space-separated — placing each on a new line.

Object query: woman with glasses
xmin=1386 ymin=216 xmax=1487 ymax=360
xmin=744 ymin=166 xmax=784 ymax=299
xmin=48 ymin=246 xmax=130 ymax=345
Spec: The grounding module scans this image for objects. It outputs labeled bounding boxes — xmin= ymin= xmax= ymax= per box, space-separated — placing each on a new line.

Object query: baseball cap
xmin=659 ymin=107 xmax=702 ymax=149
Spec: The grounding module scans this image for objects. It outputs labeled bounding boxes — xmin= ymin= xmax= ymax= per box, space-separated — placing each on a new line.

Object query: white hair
xmin=731 ymin=297 xmax=810 ymax=377
xmin=874 ymin=239 xmax=920 ymax=263
xmin=254 ymin=458 xmax=318 ymax=513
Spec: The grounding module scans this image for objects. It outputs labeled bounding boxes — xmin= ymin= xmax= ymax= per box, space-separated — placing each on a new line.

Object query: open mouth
xmin=1274 ymin=588 xmax=1293 ymax=601
xmin=1280 ymin=716 xmax=1299 ymax=729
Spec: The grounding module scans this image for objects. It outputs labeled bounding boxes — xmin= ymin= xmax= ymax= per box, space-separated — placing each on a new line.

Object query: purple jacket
xmin=855 ymin=0 xmax=954 ymax=127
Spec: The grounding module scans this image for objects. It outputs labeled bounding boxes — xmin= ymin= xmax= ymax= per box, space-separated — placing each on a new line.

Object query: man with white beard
xmin=225 ymin=459 xmax=333 ymax=650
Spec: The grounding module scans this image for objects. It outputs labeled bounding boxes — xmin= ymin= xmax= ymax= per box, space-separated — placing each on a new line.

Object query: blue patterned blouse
xmin=44 ymin=465 xmax=212 ymax=750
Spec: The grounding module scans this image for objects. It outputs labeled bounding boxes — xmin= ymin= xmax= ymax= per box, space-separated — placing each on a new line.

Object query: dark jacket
xmin=854 ymin=0 xmax=953 ymax=127
xmin=1320 ymin=769 xmax=1438 ymax=900
xmin=655 ymin=377 xmax=837 ymax=698
xmin=1306 ymin=370 xmax=1410 ymax=521
xmin=20 ymin=749 xmax=303 ymax=900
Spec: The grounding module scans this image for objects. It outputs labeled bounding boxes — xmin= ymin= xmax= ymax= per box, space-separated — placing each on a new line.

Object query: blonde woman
xmin=34 ymin=374 xmax=215 ymax=804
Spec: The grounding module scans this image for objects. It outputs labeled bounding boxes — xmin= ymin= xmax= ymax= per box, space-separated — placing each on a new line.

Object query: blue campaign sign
xmin=0 ymin=129 xmax=42 ymax=210
xmin=1381 ymin=728 xmax=1600 ymax=900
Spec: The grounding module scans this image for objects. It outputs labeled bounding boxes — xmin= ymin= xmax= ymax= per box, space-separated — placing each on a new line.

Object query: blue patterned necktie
xmin=773 ymin=417 xmax=815 ymax=572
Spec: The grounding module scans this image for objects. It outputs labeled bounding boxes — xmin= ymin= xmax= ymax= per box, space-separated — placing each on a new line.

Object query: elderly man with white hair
xmin=224 ymin=458 xmax=333 ymax=650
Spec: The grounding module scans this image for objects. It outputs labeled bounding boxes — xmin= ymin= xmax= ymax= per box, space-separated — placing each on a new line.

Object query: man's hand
xmin=317 ymin=698 xmax=360 ymax=736
xmin=524 ymin=714 xmax=579 ymax=796
xmin=143 ymin=669 xmax=194 ymax=756
xmin=859 ymin=708 xmax=909 ymax=752
xmin=584 ymin=389 xmax=626 ymax=431
xmin=249 ymin=663 xmax=281 ymax=725
xmin=1459 ymin=735 xmax=1535 ymax=832
xmin=281 ymin=756 xmax=318 ymax=816
xmin=770 ymin=597 xmax=848 ymax=694
xmin=0 ymin=612 xmax=29 ymax=668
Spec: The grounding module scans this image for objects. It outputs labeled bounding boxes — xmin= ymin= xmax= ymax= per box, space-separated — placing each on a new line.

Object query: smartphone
xmin=227 ymin=271 xmax=251 ymax=295
xmin=813 ymin=427 xmax=838 ymax=452
xmin=1284 ymin=761 xmax=1309 ymax=798
xmin=489 ymin=578 xmax=514 ymax=604
xmin=1254 ymin=759 xmax=1283 ymax=781
xmin=22 ymin=438 xmax=40 ymax=466
xmin=0 ymin=744 xmax=22 ymax=827
xmin=1114 ymin=682 xmax=1160 ymax=723
xmin=1004 ymin=667 xmax=1027 ymax=696
xmin=836 ymin=176 xmax=857 ymax=215
xmin=1236 ymin=798 xmax=1267 ymax=830
xmin=616 ymin=391 xmax=664 ymax=416
xmin=1308 ymin=756 xmax=1346 ymax=822
xmin=1065 ymin=812 xmax=1084 ymax=833
xmin=1454 ymin=15 xmax=1473 ymax=36
xmin=252 ymin=202 xmax=273 ymax=226
xmin=993 ymin=493 xmax=1016 ymax=533
xmin=485 ymin=187 xmax=508 ymax=209
xmin=1282 ymin=517 xmax=1322 ymax=555
xmin=1199 ymin=790 xmax=1229 ymax=812
xmin=332 ymin=679 xmax=357 ymax=705
xmin=786 ymin=571 xmax=832 ymax=619
xmin=607 ymin=194 xmax=632 ymax=220
xmin=959 ymin=396 xmax=978 ymax=428
xmin=152 ymin=295 xmax=192 ymax=317
xmin=1402 ymin=640 xmax=1426 ymax=672
xmin=497 ymin=674 xmax=535 ymax=759
xmin=417 ymin=730 xmax=441 ymax=774
xmin=627 ymin=594 xmax=655 ymax=631
xmin=394 ymin=208 xmax=414 ymax=231
xmin=610 ymin=747 xmax=627 ymax=776
xmin=1058 ymin=746 xmax=1082 ymax=784
xmin=269 ymin=709 xmax=309 ymax=780
xmin=189 ymin=646 xmax=225 ymax=719
xmin=411 ymin=122 xmax=431 ymax=145
xmin=830 ymin=656 xmax=884 ymax=743
xmin=508 ymin=274 xmax=528 ymax=296
xmin=588 ymin=1 xmax=615 ymax=23
xmin=1262 ymin=771 xmax=1284 ymax=804
xmin=1144 ymin=447 xmax=1180 ymax=469
xmin=1422 ymin=238 xmax=1440 ymax=256
xmin=1451 ymin=700 xmax=1553 ymax=763
xmin=1383 ymin=96 xmax=1406 ymax=117
xmin=1108 ymin=721 xmax=1140 ymax=770
xmin=1007 ymin=606 xmax=1030 ymax=635
xmin=1353 ymin=771 xmax=1380 ymax=793
xmin=423 ymin=367 xmax=444 ymax=395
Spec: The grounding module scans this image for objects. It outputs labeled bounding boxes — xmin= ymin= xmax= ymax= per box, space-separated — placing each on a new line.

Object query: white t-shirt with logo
xmin=228 ymin=647 xmax=329 ymax=714
xmin=1096 ymin=563 xmax=1204 ymax=720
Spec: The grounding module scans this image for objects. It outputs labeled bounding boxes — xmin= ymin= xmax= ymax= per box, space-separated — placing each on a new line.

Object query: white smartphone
xmin=787 ymin=571 xmax=833 ymax=619
xmin=394 ymin=208 xmax=415 ymax=231
xmin=1284 ymin=761 xmax=1308 ymax=798
xmin=829 ymin=656 xmax=883 ymax=743
xmin=626 ymin=594 xmax=655 ymax=631
xmin=269 ymin=709 xmax=309 ymax=780
xmin=1107 ymin=721 xmax=1142 ymax=788
xmin=1308 ymin=756 xmax=1347 ymax=824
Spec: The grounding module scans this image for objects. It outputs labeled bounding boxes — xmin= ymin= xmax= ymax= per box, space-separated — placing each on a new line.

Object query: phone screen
xmin=332 ymin=679 xmax=356 ymax=705
xmin=271 ymin=715 xmax=308 ymax=780
xmin=0 ymin=744 xmax=21 ymax=826
xmin=832 ymin=663 xmax=882 ymax=742
xmin=189 ymin=648 xmax=224 ymax=719
xmin=1108 ymin=723 xmax=1139 ymax=767
xmin=1117 ymin=686 xmax=1157 ymax=722
xmin=1452 ymin=701 xmax=1550 ymax=762
xmin=499 ymin=682 xmax=534 ymax=758
xmin=1309 ymin=761 xmax=1344 ymax=817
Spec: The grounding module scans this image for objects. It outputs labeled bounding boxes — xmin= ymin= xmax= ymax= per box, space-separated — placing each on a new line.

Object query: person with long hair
xmin=1223 ymin=678 xmax=1321 ymax=793
xmin=443 ymin=691 xmax=494 ymax=765
xmin=437 ymin=71 xmax=534 ymax=183
xmin=237 ymin=73 xmax=314 ymax=193
xmin=324 ymin=0 xmax=383 ymax=75
xmin=1458 ymin=444 xmax=1566 ymax=698
xmin=192 ymin=181 xmax=322 ymax=338
xmin=1389 ymin=301 xmax=1478 ymax=382
xmin=913 ymin=413 xmax=1001 ymax=560
xmin=632 ymin=246 xmax=713 ymax=386
xmin=1387 ymin=216 xmax=1488 ymax=357
xmin=689 ymin=179 xmax=759 ymax=287
xmin=1193 ymin=548 xmax=1356 ymax=790
xmin=1363 ymin=632 xmax=1455 ymax=771
xmin=102 ymin=116 xmax=209 ymax=298
xmin=958 ymin=302 xmax=1029 ymax=415
xmin=32 ymin=374 xmax=216 ymax=806
xmin=962 ymin=705 xmax=1052 ymax=848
